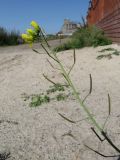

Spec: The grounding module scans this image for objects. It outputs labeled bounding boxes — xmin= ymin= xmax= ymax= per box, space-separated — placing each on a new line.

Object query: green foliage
xmin=54 ymin=26 xmax=112 ymax=52
xmin=23 ymin=83 xmax=70 ymax=107
xmin=98 ymin=48 xmax=116 ymax=52
xmin=30 ymin=94 xmax=50 ymax=107
xmin=72 ymin=26 xmax=112 ymax=47
xmin=112 ymin=50 xmax=120 ymax=56
xmin=56 ymin=93 xmax=68 ymax=101
xmin=0 ymin=27 xmax=22 ymax=46
xmin=96 ymin=54 xmax=112 ymax=60
xmin=46 ymin=83 xmax=65 ymax=94
xmin=97 ymin=48 xmax=120 ymax=60
xmin=92 ymin=36 xmax=112 ymax=47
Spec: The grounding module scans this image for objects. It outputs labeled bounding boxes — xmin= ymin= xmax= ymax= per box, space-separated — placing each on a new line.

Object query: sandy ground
xmin=0 ymin=41 xmax=120 ymax=160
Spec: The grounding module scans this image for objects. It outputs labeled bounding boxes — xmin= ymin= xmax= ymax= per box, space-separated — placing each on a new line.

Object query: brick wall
xmin=87 ymin=0 xmax=105 ymax=25
xmin=87 ymin=0 xmax=120 ymax=43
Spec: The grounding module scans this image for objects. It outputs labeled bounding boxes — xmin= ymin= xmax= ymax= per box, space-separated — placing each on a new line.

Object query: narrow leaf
xmin=82 ymin=74 xmax=92 ymax=103
xmin=47 ymin=59 xmax=60 ymax=70
xmin=68 ymin=49 xmax=76 ymax=75
xmin=40 ymin=43 xmax=59 ymax=63
xmin=84 ymin=145 xmax=119 ymax=158
xmin=58 ymin=113 xmax=76 ymax=123
xmin=32 ymin=49 xmax=42 ymax=54
xmin=102 ymin=94 xmax=112 ymax=130
xmin=43 ymin=74 xmax=57 ymax=85
xmin=73 ymin=48 xmax=76 ymax=64
xmin=89 ymin=74 xmax=92 ymax=94
xmin=91 ymin=127 xmax=105 ymax=142
xmin=47 ymin=59 xmax=55 ymax=69
xmin=108 ymin=93 xmax=111 ymax=115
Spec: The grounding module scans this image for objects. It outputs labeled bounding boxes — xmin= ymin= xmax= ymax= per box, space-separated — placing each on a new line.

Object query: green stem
xmin=38 ymin=39 xmax=102 ymax=132
xmin=54 ymin=53 xmax=120 ymax=154
xmin=40 ymin=42 xmax=120 ymax=154
xmin=54 ymin=54 xmax=102 ymax=133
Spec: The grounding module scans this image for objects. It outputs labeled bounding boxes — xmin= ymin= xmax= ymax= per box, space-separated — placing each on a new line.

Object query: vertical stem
xmin=40 ymin=42 xmax=120 ymax=153
xmin=54 ymin=54 xmax=102 ymax=133
xmin=54 ymin=54 xmax=120 ymax=153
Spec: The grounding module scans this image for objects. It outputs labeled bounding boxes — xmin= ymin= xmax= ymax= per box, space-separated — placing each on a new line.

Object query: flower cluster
xmin=21 ymin=21 xmax=40 ymax=45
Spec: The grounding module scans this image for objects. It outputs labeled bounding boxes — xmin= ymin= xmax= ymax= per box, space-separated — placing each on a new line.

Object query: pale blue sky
xmin=0 ymin=0 xmax=89 ymax=34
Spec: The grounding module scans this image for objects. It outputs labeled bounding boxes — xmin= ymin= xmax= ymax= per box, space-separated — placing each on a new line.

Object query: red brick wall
xmin=87 ymin=0 xmax=120 ymax=42
xmin=96 ymin=8 xmax=120 ymax=43
xmin=104 ymin=0 xmax=119 ymax=16
xmin=87 ymin=0 xmax=104 ymax=25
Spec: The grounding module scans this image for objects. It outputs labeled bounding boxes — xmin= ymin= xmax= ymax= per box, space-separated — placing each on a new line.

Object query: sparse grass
xmin=112 ymin=50 xmax=120 ymax=56
xmin=23 ymin=83 xmax=71 ymax=107
xmin=98 ymin=48 xmax=116 ymax=52
xmin=46 ymin=83 xmax=65 ymax=94
xmin=30 ymin=94 xmax=50 ymax=107
xmin=56 ymin=93 xmax=68 ymax=101
xmin=97 ymin=48 xmax=120 ymax=60
xmin=54 ymin=26 xmax=112 ymax=52
xmin=96 ymin=54 xmax=112 ymax=60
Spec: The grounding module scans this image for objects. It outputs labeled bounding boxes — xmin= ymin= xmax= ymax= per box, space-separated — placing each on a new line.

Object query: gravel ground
xmin=0 ymin=42 xmax=120 ymax=160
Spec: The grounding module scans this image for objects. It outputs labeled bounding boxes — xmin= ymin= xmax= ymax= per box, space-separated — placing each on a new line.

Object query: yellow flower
xmin=21 ymin=21 xmax=41 ymax=47
xmin=31 ymin=21 xmax=40 ymax=31
xmin=27 ymin=29 xmax=36 ymax=36
xmin=21 ymin=34 xmax=33 ymax=43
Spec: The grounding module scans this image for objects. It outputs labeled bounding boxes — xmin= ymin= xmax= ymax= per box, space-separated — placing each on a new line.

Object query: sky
xmin=0 ymin=0 xmax=90 ymax=34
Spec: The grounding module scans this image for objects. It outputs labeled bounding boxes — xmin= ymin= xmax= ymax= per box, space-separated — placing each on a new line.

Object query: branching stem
xmin=39 ymin=28 xmax=120 ymax=154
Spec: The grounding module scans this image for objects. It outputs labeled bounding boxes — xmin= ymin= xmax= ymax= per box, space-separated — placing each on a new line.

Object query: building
xmin=87 ymin=0 xmax=120 ymax=43
xmin=58 ymin=19 xmax=80 ymax=36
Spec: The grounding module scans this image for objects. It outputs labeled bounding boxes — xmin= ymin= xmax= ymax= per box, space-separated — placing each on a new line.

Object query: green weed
xmin=56 ymin=93 xmax=68 ymax=101
xmin=96 ymin=54 xmax=112 ymax=60
xmin=98 ymin=48 xmax=116 ymax=52
xmin=23 ymin=83 xmax=70 ymax=107
xmin=97 ymin=48 xmax=120 ymax=60
xmin=46 ymin=83 xmax=65 ymax=94
xmin=112 ymin=50 xmax=120 ymax=56
xmin=54 ymin=26 xmax=112 ymax=52
xmin=30 ymin=95 xmax=50 ymax=107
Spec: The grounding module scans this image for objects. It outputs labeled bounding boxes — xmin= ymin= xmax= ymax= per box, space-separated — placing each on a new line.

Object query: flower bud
xmin=21 ymin=34 xmax=33 ymax=42
xmin=31 ymin=21 xmax=40 ymax=31
xmin=27 ymin=29 xmax=36 ymax=36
